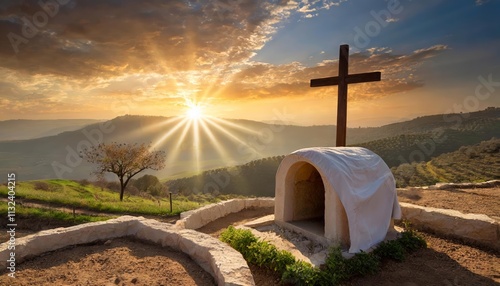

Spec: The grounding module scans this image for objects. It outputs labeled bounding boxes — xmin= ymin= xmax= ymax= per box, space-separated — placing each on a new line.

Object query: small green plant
xmin=346 ymin=251 xmax=379 ymax=277
xmin=373 ymin=239 xmax=406 ymax=261
xmin=320 ymin=247 xmax=379 ymax=284
xmin=399 ymin=229 xmax=427 ymax=252
xmin=322 ymin=246 xmax=350 ymax=283
xmin=399 ymin=221 xmax=427 ymax=252
xmin=219 ymin=226 xmax=258 ymax=258
xmin=282 ymin=260 xmax=319 ymax=286
xmin=220 ymin=224 xmax=428 ymax=286
xmin=273 ymin=250 xmax=296 ymax=273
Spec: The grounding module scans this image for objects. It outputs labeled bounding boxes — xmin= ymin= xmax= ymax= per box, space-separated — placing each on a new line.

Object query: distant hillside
xmin=166 ymin=138 xmax=500 ymax=196
xmin=0 ymin=119 xmax=102 ymax=141
xmin=357 ymin=126 xmax=499 ymax=167
xmin=0 ymin=107 xmax=498 ymax=180
xmin=392 ymin=138 xmax=500 ymax=187
xmin=166 ymin=156 xmax=285 ymax=197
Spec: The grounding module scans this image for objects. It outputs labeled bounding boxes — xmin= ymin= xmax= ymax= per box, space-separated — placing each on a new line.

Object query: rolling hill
xmin=166 ymin=138 xmax=500 ymax=196
xmin=0 ymin=107 xmax=498 ymax=180
xmin=0 ymin=119 xmax=102 ymax=141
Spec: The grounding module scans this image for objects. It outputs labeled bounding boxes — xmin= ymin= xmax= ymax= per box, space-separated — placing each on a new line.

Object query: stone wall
xmin=400 ymin=202 xmax=499 ymax=251
xmin=0 ymin=216 xmax=255 ymax=286
xmin=175 ymin=198 xmax=274 ymax=230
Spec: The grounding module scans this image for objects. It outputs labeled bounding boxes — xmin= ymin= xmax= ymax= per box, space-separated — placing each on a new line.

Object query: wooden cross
xmin=310 ymin=44 xmax=381 ymax=147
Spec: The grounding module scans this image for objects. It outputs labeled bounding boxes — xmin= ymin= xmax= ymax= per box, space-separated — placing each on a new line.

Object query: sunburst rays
xmin=149 ymin=109 xmax=263 ymax=178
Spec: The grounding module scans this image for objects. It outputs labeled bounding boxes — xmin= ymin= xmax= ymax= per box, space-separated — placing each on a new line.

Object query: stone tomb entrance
xmin=275 ymin=147 xmax=401 ymax=253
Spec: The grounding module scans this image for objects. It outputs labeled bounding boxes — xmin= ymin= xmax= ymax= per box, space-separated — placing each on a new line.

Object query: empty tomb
xmin=275 ymin=147 xmax=401 ymax=253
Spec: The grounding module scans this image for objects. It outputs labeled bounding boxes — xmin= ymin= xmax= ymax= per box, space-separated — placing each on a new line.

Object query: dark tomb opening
xmin=289 ymin=162 xmax=325 ymax=237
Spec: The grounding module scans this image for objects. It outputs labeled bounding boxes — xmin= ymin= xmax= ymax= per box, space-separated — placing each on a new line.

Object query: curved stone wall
xmin=175 ymin=198 xmax=274 ymax=230
xmin=0 ymin=216 xmax=255 ymax=286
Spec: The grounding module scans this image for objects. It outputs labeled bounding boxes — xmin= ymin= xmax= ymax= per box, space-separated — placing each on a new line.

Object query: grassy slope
xmin=0 ymin=179 xmax=222 ymax=217
xmin=0 ymin=203 xmax=112 ymax=225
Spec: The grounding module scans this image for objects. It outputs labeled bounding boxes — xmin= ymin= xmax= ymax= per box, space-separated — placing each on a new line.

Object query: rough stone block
xmin=400 ymin=202 xmax=499 ymax=249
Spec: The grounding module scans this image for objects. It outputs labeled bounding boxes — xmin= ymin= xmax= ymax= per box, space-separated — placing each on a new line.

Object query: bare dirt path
xmin=397 ymin=187 xmax=500 ymax=219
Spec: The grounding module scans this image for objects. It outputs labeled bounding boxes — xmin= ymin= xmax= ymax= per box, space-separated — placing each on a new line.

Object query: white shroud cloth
xmin=291 ymin=147 xmax=401 ymax=253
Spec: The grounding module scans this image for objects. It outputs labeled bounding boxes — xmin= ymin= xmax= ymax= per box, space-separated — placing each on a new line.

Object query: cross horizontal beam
xmin=310 ymin=72 xmax=381 ymax=87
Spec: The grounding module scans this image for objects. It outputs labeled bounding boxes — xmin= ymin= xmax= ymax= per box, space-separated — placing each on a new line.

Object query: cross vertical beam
xmin=337 ymin=45 xmax=349 ymax=147
xmin=310 ymin=44 xmax=381 ymax=147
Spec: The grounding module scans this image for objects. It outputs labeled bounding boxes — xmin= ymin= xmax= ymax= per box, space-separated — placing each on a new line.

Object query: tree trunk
xmin=119 ymin=177 xmax=125 ymax=201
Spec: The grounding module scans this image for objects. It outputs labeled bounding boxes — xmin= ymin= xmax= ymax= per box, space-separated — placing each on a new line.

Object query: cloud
xmin=0 ymin=0 xmax=298 ymax=78
xmin=0 ymin=1 xmax=448 ymax=117
xmin=475 ymin=0 xmax=490 ymax=6
xmin=220 ymin=45 xmax=448 ymax=100
xmin=295 ymin=0 xmax=345 ymax=18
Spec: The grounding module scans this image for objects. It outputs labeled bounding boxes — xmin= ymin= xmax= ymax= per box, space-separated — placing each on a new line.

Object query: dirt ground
xmin=1 ymin=188 xmax=499 ymax=285
xmin=0 ymin=237 xmax=215 ymax=286
xmin=397 ymin=187 xmax=500 ymax=219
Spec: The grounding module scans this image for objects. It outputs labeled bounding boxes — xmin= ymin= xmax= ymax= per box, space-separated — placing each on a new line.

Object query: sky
xmin=0 ymin=0 xmax=499 ymax=127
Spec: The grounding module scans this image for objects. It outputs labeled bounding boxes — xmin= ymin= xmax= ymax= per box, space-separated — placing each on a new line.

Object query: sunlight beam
xmin=206 ymin=116 xmax=260 ymax=135
xmin=199 ymin=119 xmax=232 ymax=164
xmin=150 ymin=117 xmax=189 ymax=150
xmin=165 ymin=119 xmax=193 ymax=171
xmin=193 ymin=119 xmax=201 ymax=173
xmin=203 ymin=119 xmax=262 ymax=158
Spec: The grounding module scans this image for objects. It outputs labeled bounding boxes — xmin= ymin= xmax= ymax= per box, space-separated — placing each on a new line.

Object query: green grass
xmin=0 ymin=203 xmax=112 ymax=224
xmin=0 ymin=179 xmax=221 ymax=216
xmin=220 ymin=225 xmax=427 ymax=285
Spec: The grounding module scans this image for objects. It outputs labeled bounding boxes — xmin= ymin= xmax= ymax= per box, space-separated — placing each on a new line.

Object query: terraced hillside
xmin=357 ymin=120 xmax=500 ymax=167
xmin=392 ymin=138 xmax=500 ymax=187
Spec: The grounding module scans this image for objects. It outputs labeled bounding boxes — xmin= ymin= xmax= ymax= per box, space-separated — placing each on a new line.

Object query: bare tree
xmin=81 ymin=142 xmax=166 ymax=201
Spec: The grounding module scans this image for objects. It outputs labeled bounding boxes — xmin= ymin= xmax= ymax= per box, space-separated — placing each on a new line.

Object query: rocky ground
xmin=0 ymin=187 xmax=498 ymax=285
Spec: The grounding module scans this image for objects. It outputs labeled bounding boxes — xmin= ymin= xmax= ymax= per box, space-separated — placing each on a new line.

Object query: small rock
xmin=104 ymin=240 xmax=113 ymax=245
xmin=131 ymin=277 xmax=138 ymax=284
xmin=114 ymin=277 xmax=120 ymax=284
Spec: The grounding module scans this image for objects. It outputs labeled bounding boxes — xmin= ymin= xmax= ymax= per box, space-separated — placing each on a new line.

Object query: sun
xmin=186 ymin=104 xmax=204 ymax=120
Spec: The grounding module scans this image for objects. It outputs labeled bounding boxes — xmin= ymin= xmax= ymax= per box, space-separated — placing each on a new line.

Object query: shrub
xmin=247 ymin=240 xmax=277 ymax=267
xmin=134 ymin=174 xmax=161 ymax=192
xmin=219 ymin=226 xmax=257 ymax=258
xmin=322 ymin=246 xmax=350 ymax=283
xmin=126 ymin=185 xmax=141 ymax=196
xmin=106 ymin=182 xmax=120 ymax=192
xmin=274 ymin=250 xmax=296 ymax=273
xmin=373 ymin=239 xmax=406 ymax=261
xmin=282 ymin=260 xmax=319 ymax=286
xmin=399 ymin=229 xmax=427 ymax=252
xmin=76 ymin=179 xmax=90 ymax=186
xmin=318 ymin=247 xmax=378 ymax=284
xmin=346 ymin=251 xmax=379 ymax=277
xmin=33 ymin=181 xmax=50 ymax=191
xmin=147 ymin=183 xmax=166 ymax=197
